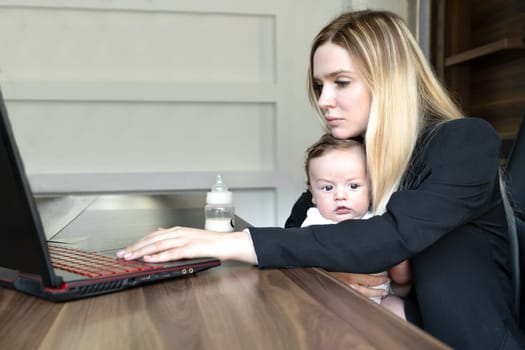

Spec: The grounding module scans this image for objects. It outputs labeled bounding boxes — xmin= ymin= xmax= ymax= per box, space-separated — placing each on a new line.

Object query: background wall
xmin=0 ymin=0 xmax=411 ymax=227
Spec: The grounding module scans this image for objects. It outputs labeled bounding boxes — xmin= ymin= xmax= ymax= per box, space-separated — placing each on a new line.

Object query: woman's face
xmin=312 ymin=42 xmax=372 ymax=139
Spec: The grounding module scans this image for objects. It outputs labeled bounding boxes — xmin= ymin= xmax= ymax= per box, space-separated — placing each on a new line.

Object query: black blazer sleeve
xmin=250 ymin=118 xmax=502 ymax=273
xmin=284 ymin=191 xmax=313 ymax=228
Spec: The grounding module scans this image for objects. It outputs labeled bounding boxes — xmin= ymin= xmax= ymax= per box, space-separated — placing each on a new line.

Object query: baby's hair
xmin=305 ymin=133 xmax=365 ymax=186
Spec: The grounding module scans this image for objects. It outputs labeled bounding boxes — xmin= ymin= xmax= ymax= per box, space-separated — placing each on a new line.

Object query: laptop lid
xmin=0 ymin=87 xmax=63 ymax=288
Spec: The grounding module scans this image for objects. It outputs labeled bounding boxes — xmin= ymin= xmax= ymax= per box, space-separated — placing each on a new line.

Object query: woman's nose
xmin=318 ymin=87 xmax=335 ymax=109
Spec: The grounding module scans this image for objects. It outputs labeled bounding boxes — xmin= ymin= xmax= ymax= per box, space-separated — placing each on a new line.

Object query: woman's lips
xmin=325 ymin=116 xmax=343 ymax=126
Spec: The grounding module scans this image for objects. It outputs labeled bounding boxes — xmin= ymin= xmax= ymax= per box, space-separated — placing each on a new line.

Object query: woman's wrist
xmin=221 ymin=230 xmax=258 ymax=265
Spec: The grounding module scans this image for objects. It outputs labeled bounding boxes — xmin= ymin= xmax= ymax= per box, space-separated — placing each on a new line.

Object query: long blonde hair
xmin=307 ymin=10 xmax=463 ymax=214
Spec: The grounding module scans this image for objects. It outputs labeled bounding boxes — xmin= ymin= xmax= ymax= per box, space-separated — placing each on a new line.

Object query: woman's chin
xmin=330 ymin=129 xmax=356 ymax=140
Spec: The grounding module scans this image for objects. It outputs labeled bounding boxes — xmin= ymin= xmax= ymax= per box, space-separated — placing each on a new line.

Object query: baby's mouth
xmin=335 ymin=206 xmax=351 ymax=215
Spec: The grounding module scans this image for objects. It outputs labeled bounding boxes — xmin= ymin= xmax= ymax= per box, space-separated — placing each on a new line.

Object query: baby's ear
xmin=308 ymin=186 xmax=317 ymax=205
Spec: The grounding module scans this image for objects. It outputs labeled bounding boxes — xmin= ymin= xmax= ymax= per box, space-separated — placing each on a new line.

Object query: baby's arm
xmin=388 ymin=260 xmax=411 ymax=285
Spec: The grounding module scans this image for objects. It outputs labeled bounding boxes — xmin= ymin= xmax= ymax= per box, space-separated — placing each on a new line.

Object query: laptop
xmin=0 ymin=87 xmax=221 ymax=301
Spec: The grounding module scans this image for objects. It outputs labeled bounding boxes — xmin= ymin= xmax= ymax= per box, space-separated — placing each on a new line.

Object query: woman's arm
xmin=120 ymin=119 xmax=501 ymax=275
xmin=284 ymin=191 xmax=313 ymax=228
xmin=250 ymin=118 xmax=501 ymax=272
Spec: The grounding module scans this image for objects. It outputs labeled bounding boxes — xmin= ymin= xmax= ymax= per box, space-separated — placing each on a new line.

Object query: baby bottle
xmin=205 ymin=174 xmax=235 ymax=232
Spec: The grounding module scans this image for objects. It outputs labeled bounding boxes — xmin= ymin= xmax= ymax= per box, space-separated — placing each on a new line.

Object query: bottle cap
xmin=206 ymin=174 xmax=233 ymax=204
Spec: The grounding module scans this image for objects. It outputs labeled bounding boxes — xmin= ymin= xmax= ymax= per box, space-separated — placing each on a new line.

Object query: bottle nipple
xmin=212 ymin=174 xmax=227 ymax=192
xmin=206 ymin=174 xmax=233 ymax=205
xmin=205 ymin=174 xmax=235 ymax=232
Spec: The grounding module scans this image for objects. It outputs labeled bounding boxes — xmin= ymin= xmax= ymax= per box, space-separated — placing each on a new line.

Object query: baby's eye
xmin=321 ymin=185 xmax=334 ymax=192
xmin=348 ymin=183 xmax=359 ymax=190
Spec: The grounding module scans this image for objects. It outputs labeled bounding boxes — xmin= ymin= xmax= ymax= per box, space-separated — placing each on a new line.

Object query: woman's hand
xmin=388 ymin=260 xmax=411 ymax=285
xmin=327 ymin=272 xmax=390 ymax=299
xmin=116 ymin=226 xmax=258 ymax=265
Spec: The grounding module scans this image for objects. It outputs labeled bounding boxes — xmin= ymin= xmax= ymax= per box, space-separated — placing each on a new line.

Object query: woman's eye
xmin=335 ymin=80 xmax=350 ymax=88
xmin=313 ymin=82 xmax=323 ymax=95
xmin=321 ymin=185 xmax=334 ymax=192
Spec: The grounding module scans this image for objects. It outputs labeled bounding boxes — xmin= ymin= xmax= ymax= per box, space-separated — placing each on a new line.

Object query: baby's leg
xmin=381 ymin=295 xmax=406 ymax=320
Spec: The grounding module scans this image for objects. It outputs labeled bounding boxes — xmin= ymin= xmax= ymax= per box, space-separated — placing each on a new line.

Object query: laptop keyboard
xmin=48 ymin=243 xmax=165 ymax=278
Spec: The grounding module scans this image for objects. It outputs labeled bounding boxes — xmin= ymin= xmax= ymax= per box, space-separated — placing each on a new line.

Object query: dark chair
xmin=504 ymin=111 xmax=525 ymax=330
xmin=517 ymin=217 xmax=525 ymax=330
xmin=508 ymin=113 xmax=525 ymax=217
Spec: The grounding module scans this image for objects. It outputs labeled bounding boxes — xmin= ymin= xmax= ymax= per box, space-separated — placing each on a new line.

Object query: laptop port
xmin=138 ymin=275 xmax=151 ymax=282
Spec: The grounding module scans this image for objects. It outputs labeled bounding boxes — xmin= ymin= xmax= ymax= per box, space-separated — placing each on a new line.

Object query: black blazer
xmin=250 ymin=118 xmax=525 ymax=349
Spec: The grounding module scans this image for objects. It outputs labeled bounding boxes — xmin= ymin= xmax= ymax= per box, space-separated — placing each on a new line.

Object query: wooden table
xmin=0 ymin=263 xmax=449 ymax=349
xmin=0 ymin=195 xmax=450 ymax=349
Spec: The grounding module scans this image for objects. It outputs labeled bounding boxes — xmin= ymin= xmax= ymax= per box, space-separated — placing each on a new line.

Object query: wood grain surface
xmin=0 ymin=262 xmax=449 ymax=350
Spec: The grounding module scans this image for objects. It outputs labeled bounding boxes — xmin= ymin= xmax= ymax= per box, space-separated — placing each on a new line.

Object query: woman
xmin=118 ymin=10 xmax=524 ymax=349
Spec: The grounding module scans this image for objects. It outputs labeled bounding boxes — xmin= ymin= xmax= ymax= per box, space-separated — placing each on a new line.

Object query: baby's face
xmin=309 ymin=147 xmax=370 ymax=222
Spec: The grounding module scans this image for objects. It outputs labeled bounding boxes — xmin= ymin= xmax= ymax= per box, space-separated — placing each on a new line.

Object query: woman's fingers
xmin=117 ymin=226 xmax=227 ymax=261
xmin=348 ymin=283 xmax=387 ymax=298
xmin=328 ymin=272 xmax=389 ymax=298
xmin=329 ymin=272 xmax=389 ymax=286
xmin=116 ymin=226 xmax=186 ymax=260
xmin=348 ymin=272 xmax=389 ymax=286
xmin=142 ymin=243 xmax=190 ymax=263
xmin=117 ymin=228 xmax=258 ymax=264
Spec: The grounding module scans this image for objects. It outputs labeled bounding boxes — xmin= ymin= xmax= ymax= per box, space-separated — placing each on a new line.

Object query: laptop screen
xmin=0 ymin=87 xmax=59 ymax=287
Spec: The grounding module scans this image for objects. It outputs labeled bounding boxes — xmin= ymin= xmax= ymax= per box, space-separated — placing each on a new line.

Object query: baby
xmin=302 ymin=133 xmax=409 ymax=318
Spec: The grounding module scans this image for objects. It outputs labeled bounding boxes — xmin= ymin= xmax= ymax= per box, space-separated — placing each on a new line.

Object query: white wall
xmin=0 ymin=0 xmax=410 ymax=227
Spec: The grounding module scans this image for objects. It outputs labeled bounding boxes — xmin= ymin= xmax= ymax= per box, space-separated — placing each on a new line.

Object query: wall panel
xmin=9 ymin=101 xmax=275 ymax=173
xmin=0 ymin=7 xmax=275 ymax=83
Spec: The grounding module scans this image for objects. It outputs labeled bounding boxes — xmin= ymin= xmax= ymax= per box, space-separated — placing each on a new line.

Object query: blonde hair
xmin=307 ymin=10 xmax=463 ymax=214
